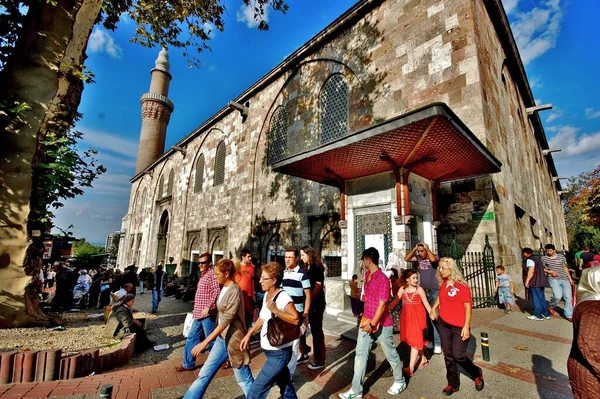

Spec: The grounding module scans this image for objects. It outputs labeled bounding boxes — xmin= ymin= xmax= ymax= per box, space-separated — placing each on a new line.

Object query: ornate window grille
xmin=320 ymin=74 xmax=349 ymax=144
xmin=167 ymin=169 xmax=174 ymax=195
xmin=268 ymin=106 xmax=288 ymax=164
xmin=194 ymin=154 xmax=205 ymax=193
xmin=214 ymin=141 xmax=226 ymax=186
xmin=157 ymin=175 xmax=164 ymax=198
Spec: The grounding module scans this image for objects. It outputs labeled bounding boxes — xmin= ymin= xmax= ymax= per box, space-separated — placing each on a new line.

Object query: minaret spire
xmin=135 ymin=47 xmax=175 ymax=174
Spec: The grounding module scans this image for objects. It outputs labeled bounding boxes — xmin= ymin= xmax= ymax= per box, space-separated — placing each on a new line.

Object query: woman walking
xmin=430 ymin=257 xmax=484 ymax=396
xmin=183 ymin=259 xmax=254 ymax=398
xmin=299 ymin=246 xmax=327 ymax=369
xmin=240 ymin=262 xmax=299 ymax=399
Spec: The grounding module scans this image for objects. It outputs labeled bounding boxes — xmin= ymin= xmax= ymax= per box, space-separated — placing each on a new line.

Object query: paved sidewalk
xmin=0 ymin=306 xmax=575 ymax=399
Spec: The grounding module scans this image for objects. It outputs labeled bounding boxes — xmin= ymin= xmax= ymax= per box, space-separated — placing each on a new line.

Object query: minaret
xmin=135 ymin=48 xmax=175 ymax=174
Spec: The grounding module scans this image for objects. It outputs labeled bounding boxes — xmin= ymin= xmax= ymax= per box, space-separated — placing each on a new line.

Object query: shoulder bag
xmin=267 ymin=290 xmax=300 ymax=347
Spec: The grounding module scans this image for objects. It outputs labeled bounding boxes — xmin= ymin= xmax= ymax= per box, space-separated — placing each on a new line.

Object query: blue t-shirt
xmin=495 ymin=274 xmax=512 ymax=288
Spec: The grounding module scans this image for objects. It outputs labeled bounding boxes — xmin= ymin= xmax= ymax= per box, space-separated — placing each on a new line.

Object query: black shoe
xmin=442 ymin=385 xmax=459 ymax=396
xmin=297 ymin=353 xmax=309 ymax=364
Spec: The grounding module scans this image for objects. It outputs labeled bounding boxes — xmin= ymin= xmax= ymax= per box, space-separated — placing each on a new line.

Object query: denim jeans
xmin=183 ymin=317 xmax=216 ymax=369
xmin=351 ymin=326 xmax=405 ymax=395
xmin=530 ymin=287 xmax=550 ymax=319
xmin=152 ymin=289 xmax=162 ymax=312
xmin=548 ymin=278 xmax=573 ymax=318
xmin=183 ymin=337 xmax=253 ymax=399
xmin=425 ymin=288 xmax=441 ymax=346
xmin=248 ymin=347 xmax=297 ymax=399
xmin=139 ymin=281 xmax=145 ymax=294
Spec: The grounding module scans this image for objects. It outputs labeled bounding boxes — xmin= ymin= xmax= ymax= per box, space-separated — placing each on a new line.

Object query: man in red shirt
xmin=239 ymin=249 xmax=255 ymax=327
xmin=176 ymin=252 xmax=220 ymax=372
xmin=339 ymin=248 xmax=406 ymax=398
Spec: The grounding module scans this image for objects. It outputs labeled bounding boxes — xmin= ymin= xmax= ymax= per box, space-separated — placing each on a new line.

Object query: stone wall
xmin=117 ymin=0 xmax=567 ymax=287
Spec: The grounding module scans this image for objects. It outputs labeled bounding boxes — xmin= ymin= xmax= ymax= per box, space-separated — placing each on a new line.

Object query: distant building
xmin=105 ymin=231 xmax=121 ymax=267
xmin=117 ymin=0 xmax=567 ymax=314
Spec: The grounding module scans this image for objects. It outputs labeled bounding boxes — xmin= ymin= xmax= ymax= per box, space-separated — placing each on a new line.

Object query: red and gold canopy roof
xmin=271 ymin=103 xmax=501 ymax=185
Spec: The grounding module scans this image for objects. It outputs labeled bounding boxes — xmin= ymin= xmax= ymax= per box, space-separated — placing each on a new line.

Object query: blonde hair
xmin=437 ymin=257 xmax=468 ymax=286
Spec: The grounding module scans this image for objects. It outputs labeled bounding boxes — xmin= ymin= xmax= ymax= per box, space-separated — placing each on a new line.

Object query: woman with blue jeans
xmin=240 ymin=262 xmax=299 ymax=399
xmin=183 ymin=259 xmax=254 ymax=398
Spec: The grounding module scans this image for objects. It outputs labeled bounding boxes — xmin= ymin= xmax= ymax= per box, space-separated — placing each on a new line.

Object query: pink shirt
xmin=362 ymin=269 xmax=392 ymax=327
xmin=193 ymin=267 xmax=220 ymax=319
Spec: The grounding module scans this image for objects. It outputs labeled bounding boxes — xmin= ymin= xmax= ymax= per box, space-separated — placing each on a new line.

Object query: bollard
xmin=100 ymin=384 xmax=113 ymax=399
xmin=481 ymin=332 xmax=490 ymax=361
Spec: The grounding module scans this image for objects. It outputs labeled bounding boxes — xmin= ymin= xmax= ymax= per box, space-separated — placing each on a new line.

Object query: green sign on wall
xmin=472 ymin=211 xmax=495 ymax=222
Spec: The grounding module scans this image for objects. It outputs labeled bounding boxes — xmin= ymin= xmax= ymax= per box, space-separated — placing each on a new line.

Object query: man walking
xmin=522 ymin=247 xmax=551 ymax=321
xmin=281 ymin=247 xmax=311 ymax=376
xmin=239 ymin=249 xmax=256 ymax=328
xmin=176 ymin=252 xmax=220 ymax=372
xmin=542 ymin=244 xmax=575 ymax=321
xmin=339 ymin=247 xmax=406 ymax=398
xmin=405 ymin=242 xmax=441 ymax=354
xmin=151 ymin=264 xmax=166 ymax=313
xmin=580 ymin=245 xmax=595 ymax=270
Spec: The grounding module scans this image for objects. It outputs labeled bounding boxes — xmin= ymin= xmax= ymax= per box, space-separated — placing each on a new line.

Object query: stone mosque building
xmin=117 ymin=0 xmax=567 ymax=315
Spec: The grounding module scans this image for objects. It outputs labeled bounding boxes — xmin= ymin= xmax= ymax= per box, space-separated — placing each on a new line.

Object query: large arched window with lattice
xmin=214 ymin=141 xmax=226 ymax=186
xmin=268 ymin=106 xmax=288 ymax=164
xmin=194 ymin=154 xmax=205 ymax=194
xmin=167 ymin=169 xmax=174 ymax=195
xmin=320 ymin=74 xmax=349 ymax=144
xmin=157 ymin=175 xmax=164 ymax=199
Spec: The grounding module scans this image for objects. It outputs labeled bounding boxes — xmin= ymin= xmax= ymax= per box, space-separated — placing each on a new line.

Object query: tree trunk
xmin=0 ymin=0 xmax=103 ymax=328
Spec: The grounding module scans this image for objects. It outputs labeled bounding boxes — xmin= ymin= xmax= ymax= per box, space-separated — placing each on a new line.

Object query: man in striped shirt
xmin=541 ymin=244 xmax=575 ymax=322
xmin=282 ymin=246 xmax=311 ymax=376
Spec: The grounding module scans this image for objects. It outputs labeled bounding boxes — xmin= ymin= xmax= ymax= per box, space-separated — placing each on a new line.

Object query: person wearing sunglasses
xmin=176 ymin=252 xmax=221 ymax=372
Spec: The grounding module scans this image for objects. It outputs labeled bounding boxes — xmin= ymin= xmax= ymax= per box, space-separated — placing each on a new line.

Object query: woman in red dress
xmin=390 ymin=269 xmax=433 ymax=375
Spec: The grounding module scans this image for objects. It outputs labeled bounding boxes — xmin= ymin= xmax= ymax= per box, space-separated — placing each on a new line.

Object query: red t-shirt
xmin=439 ymin=280 xmax=472 ymax=327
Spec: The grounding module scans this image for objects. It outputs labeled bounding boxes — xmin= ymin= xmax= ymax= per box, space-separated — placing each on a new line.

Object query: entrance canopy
xmin=271 ymin=103 xmax=502 ymax=185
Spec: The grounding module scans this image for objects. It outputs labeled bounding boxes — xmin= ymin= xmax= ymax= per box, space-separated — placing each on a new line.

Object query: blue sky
xmin=52 ymin=0 xmax=600 ymax=244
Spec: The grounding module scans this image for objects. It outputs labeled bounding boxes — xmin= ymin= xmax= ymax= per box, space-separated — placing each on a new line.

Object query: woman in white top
xmin=240 ymin=262 xmax=299 ymax=399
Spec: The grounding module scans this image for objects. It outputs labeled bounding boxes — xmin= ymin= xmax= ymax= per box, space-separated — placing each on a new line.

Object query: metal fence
xmin=442 ymin=235 xmax=497 ymax=308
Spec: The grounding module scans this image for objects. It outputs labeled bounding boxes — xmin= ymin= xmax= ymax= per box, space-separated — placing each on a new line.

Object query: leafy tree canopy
xmin=72 ymin=239 xmax=105 ymax=257
xmin=563 ymin=164 xmax=600 ymax=250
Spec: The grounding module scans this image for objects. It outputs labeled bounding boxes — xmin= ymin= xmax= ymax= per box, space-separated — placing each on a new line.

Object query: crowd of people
xmin=41 ymin=240 xmax=599 ymax=399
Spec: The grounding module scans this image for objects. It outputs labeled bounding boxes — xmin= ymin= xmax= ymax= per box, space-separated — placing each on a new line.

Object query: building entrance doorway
xmin=156 ymin=210 xmax=169 ymax=265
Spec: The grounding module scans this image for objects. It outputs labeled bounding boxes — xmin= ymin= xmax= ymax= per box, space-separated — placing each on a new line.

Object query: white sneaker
xmin=387 ymin=381 xmax=407 ymax=395
xmin=338 ymin=389 xmax=362 ymax=399
xmin=434 ymin=344 xmax=442 ymax=354
xmin=527 ymin=315 xmax=543 ymax=321
xmin=425 ymin=342 xmax=434 ymax=349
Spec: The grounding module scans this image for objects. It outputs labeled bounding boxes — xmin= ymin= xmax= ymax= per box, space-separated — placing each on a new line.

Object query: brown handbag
xmin=267 ymin=290 xmax=300 ymax=347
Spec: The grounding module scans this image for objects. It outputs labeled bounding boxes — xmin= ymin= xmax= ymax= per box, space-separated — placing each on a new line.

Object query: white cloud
xmin=546 ymin=112 xmax=561 ymax=123
xmin=549 ymin=125 xmax=600 ymax=177
xmin=509 ymin=0 xmax=563 ymax=64
xmin=89 ymin=28 xmax=123 ymax=59
xmin=91 ymin=214 xmax=115 ymax=220
xmin=80 ymin=128 xmax=138 ymax=159
xmin=236 ymin=0 xmax=270 ymax=29
xmin=585 ymin=108 xmax=600 ymax=119
xmin=502 ymin=0 xmax=520 ymax=15
xmin=203 ymin=22 xmax=216 ymax=39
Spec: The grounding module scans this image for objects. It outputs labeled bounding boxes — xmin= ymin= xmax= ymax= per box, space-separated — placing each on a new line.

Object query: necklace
xmin=404 ymin=288 xmax=419 ymax=302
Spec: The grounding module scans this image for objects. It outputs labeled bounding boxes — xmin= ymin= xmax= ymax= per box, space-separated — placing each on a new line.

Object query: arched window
xmin=194 ymin=154 xmax=205 ymax=194
xmin=157 ymin=175 xmax=164 ymax=199
xmin=268 ymin=106 xmax=288 ymax=164
xmin=320 ymin=74 xmax=349 ymax=144
xmin=167 ymin=169 xmax=174 ymax=195
xmin=214 ymin=141 xmax=226 ymax=186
